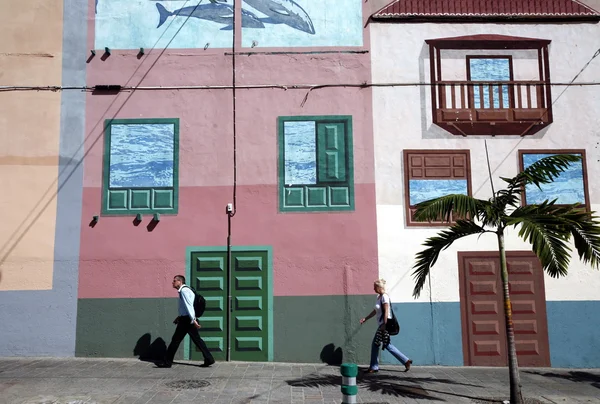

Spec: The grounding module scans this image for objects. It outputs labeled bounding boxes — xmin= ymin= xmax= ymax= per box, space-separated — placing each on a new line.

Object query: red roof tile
xmin=372 ymin=0 xmax=600 ymax=19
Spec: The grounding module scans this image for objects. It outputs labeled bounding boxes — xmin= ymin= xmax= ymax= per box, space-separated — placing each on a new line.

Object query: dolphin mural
xmin=242 ymin=0 xmax=315 ymax=35
xmin=155 ymin=2 xmax=265 ymax=30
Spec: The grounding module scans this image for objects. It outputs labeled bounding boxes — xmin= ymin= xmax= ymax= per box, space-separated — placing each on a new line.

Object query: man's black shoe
xmin=156 ymin=362 xmax=172 ymax=368
xmin=200 ymin=358 xmax=215 ymax=367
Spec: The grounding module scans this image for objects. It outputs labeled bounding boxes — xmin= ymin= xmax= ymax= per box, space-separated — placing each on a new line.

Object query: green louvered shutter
xmin=317 ymin=122 xmax=347 ymax=183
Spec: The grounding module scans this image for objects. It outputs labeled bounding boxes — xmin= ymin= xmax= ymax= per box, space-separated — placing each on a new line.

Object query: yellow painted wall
xmin=0 ymin=1 xmax=64 ymax=291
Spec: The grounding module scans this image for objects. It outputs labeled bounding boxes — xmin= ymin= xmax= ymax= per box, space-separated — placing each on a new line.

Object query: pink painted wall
xmin=80 ymin=0 xmax=378 ymax=299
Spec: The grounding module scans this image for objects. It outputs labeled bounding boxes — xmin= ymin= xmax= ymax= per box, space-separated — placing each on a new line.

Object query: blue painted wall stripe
xmin=547 ymin=301 xmax=600 ymax=368
xmin=379 ymin=302 xmax=463 ymax=367
xmin=378 ymin=301 xmax=600 ymax=369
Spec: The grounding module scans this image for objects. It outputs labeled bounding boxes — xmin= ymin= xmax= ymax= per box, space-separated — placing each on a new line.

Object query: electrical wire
xmin=1 ymin=81 xmax=599 ymax=92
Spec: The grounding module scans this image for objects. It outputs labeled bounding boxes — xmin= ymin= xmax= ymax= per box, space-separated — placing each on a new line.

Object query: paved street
xmin=0 ymin=358 xmax=599 ymax=404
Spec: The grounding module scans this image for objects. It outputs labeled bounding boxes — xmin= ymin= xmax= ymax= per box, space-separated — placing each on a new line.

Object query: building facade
xmin=0 ymin=0 xmax=599 ymax=368
xmin=370 ymin=0 xmax=600 ymax=368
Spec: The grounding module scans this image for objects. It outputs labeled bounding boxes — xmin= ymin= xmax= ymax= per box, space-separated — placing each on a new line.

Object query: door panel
xmin=231 ymin=250 xmax=270 ymax=362
xmin=189 ymin=249 xmax=271 ymax=362
xmin=191 ymin=252 xmax=228 ymax=360
xmin=458 ymin=251 xmax=550 ymax=367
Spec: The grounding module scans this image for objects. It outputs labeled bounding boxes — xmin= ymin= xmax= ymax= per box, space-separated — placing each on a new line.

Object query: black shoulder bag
xmin=379 ymin=296 xmax=400 ymax=336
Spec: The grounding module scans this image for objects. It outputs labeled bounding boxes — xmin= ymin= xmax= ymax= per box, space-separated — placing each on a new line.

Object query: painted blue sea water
xmin=523 ymin=153 xmax=585 ymax=204
xmin=109 ymin=123 xmax=175 ymax=188
xmin=283 ymin=121 xmax=316 ymax=185
xmin=470 ymin=58 xmax=511 ymax=109
xmin=241 ymin=0 xmax=363 ymax=48
xmin=409 ymin=179 xmax=468 ymax=206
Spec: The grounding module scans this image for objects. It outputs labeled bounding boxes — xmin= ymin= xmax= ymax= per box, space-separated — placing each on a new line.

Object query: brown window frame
xmin=518 ymin=149 xmax=590 ymax=211
xmin=404 ymin=149 xmax=472 ymax=227
xmin=466 ymin=55 xmax=515 ymax=109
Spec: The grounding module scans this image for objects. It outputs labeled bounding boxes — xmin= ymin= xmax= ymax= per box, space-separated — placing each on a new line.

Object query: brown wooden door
xmin=458 ymin=251 xmax=551 ymax=367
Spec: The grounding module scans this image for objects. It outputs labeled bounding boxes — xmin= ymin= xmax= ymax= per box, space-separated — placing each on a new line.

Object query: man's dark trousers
xmin=165 ymin=316 xmax=214 ymax=364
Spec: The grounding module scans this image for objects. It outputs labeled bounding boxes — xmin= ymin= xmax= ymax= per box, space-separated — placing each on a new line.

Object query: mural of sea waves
xmin=523 ymin=153 xmax=585 ymax=205
xmin=94 ymin=0 xmax=363 ymax=49
xmin=109 ymin=123 xmax=175 ymax=188
xmin=409 ymin=179 xmax=468 ymax=206
xmin=283 ymin=121 xmax=317 ymax=186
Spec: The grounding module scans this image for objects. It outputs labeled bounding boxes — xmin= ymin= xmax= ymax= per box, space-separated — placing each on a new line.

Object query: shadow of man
xmin=134 ymin=333 xmax=167 ymax=362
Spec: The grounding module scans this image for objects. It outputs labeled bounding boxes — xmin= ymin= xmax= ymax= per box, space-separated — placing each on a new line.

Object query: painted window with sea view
xmin=467 ymin=56 xmax=513 ymax=109
xmin=404 ymin=150 xmax=472 ymax=226
xmin=278 ymin=116 xmax=354 ymax=212
xmin=519 ymin=150 xmax=589 ymax=210
xmin=102 ymin=118 xmax=179 ymax=215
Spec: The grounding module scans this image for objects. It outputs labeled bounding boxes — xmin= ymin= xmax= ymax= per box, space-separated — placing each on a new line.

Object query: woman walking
xmin=360 ymin=278 xmax=412 ymax=373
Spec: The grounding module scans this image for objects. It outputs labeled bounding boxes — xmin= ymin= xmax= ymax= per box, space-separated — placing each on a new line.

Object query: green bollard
xmin=340 ymin=363 xmax=358 ymax=403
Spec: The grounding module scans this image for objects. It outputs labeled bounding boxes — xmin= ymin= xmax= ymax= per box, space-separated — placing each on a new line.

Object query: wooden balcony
xmin=432 ymin=80 xmax=553 ymax=137
xmin=426 ymin=34 xmax=554 ymax=137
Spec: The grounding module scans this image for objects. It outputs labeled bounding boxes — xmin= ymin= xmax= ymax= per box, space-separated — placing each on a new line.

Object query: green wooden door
xmin=189 ymin=248 xmax=272 ymax=362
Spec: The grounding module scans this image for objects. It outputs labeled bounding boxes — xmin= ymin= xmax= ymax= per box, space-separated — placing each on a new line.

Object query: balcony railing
xmin=432 ymin=80 xmax=553 ymax=137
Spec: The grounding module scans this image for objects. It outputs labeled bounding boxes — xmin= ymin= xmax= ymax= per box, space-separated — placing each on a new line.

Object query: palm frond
xmin=412 ymin=194 xmax=490 ymax=224
xmin=412 ymin=220 xmax=487 ymax=298
xmin=555 ymin=208 xmax=600 ymax=269
xmin=494 ymin=188 xmax=521 ymax=210
xmin=501 ymin=154 xmax=581 ymax=193
xmin=507 ymin=202 xmax=573 ymax=277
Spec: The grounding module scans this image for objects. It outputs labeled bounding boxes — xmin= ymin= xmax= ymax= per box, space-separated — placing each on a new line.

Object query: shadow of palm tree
xmin=524 ymin=370 xmax=600 ymax=390
xmin=286 ymin=370 xmax=486 ymax=401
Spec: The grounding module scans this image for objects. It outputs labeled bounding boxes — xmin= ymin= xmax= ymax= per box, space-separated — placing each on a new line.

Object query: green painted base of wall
xmin=75 ymin=295 xmax=375 ymax=364
xmin=273 ymin=295 xmax=375 ymax=364
xmin=75 ymin=298 xmax=182 ymax=360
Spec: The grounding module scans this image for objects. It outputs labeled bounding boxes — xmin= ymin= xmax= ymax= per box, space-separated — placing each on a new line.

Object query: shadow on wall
xmin=134 ymin=333 xmax=167 ymax=362
xmin=320 ymin=343 xmax=343 ymax=366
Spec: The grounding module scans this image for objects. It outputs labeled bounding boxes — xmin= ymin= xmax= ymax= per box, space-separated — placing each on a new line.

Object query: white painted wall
xmin=371 ymin=22 xmax=600 ymax=304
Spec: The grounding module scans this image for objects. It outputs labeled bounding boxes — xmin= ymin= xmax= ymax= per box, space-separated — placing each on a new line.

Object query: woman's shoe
xmin=365 ymin=368 xmax=379 ymax=373
xmin=404 ymin=360 xmax=412 ymax=372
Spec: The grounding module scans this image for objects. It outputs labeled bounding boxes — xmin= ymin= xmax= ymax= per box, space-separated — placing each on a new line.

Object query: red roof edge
xmin=371 ymin=0 xmax=600 ymax=21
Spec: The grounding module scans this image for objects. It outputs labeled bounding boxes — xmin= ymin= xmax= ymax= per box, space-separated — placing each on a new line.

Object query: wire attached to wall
xmin=230 ymin=0 xmax=238 ymax=218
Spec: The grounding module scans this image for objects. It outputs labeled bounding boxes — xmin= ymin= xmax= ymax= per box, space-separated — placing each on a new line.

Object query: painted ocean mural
xmin=283 ymin=121 xmax=316 ymax=185
xmin=109 ymin=123 xmax=175 ymax=188
xmin=241 ymin=0 xmax=362 ymax=47
xmin=409 ymin=179 xmax=468 ymax=206
xmin=95 ymin=0 xmax=233 ymax=49
xmin=94 ymin=0 xmax=362 ymax=49
xmin=523 ymin=153 xmax=585 ymax=205
xmin=470 ymin=58 xmax=511 ymax=109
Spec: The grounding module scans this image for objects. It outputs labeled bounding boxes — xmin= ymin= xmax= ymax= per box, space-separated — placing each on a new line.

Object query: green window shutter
xmin=317 ymin=122 xmax=346 ymax=183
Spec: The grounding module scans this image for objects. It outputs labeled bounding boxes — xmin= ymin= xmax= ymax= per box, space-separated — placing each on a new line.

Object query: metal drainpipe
xmin=226 ymin=212 xmax=232 ymax=362
xmin=226 ymin=0 xmax=238 ymax=362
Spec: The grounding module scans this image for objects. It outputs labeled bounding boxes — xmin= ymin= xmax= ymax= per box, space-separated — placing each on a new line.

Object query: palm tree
xmin=411 ymin=154 xmax=600 ymax=404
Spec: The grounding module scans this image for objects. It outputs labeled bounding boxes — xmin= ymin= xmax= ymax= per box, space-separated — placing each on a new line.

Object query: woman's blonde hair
xmin=374 ymin=278 xmax=386 ymax=292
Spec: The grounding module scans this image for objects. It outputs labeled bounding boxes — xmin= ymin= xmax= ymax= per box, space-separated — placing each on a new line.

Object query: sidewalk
xmin=0 ymin=358 xmax=599 ymax=404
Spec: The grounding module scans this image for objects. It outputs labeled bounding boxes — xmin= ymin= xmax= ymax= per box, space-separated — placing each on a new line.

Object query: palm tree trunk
xmin=497 ymin=230 xmax=524 ymax=404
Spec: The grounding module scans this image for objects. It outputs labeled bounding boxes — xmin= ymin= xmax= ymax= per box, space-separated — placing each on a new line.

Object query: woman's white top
xmin=375 ymin=293 xmax=392 ymax=325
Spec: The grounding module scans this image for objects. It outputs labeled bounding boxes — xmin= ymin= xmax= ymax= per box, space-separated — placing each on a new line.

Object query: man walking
xmin=157 ymin=275 xmax=215 ymax=368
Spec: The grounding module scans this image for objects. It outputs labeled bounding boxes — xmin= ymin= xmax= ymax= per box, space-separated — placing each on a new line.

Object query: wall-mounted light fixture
xmin=139 ymin=48 xmax=145 ymax=55
xmin=104 ymin=47 xmax=111 ymax=55
xmin=153 ymin=213 xmax=160 ymax=222
xmin=135 ymin=213 xmax=142 ymax=221
xmin=90 ymin=50 xmax=96 ymax=56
